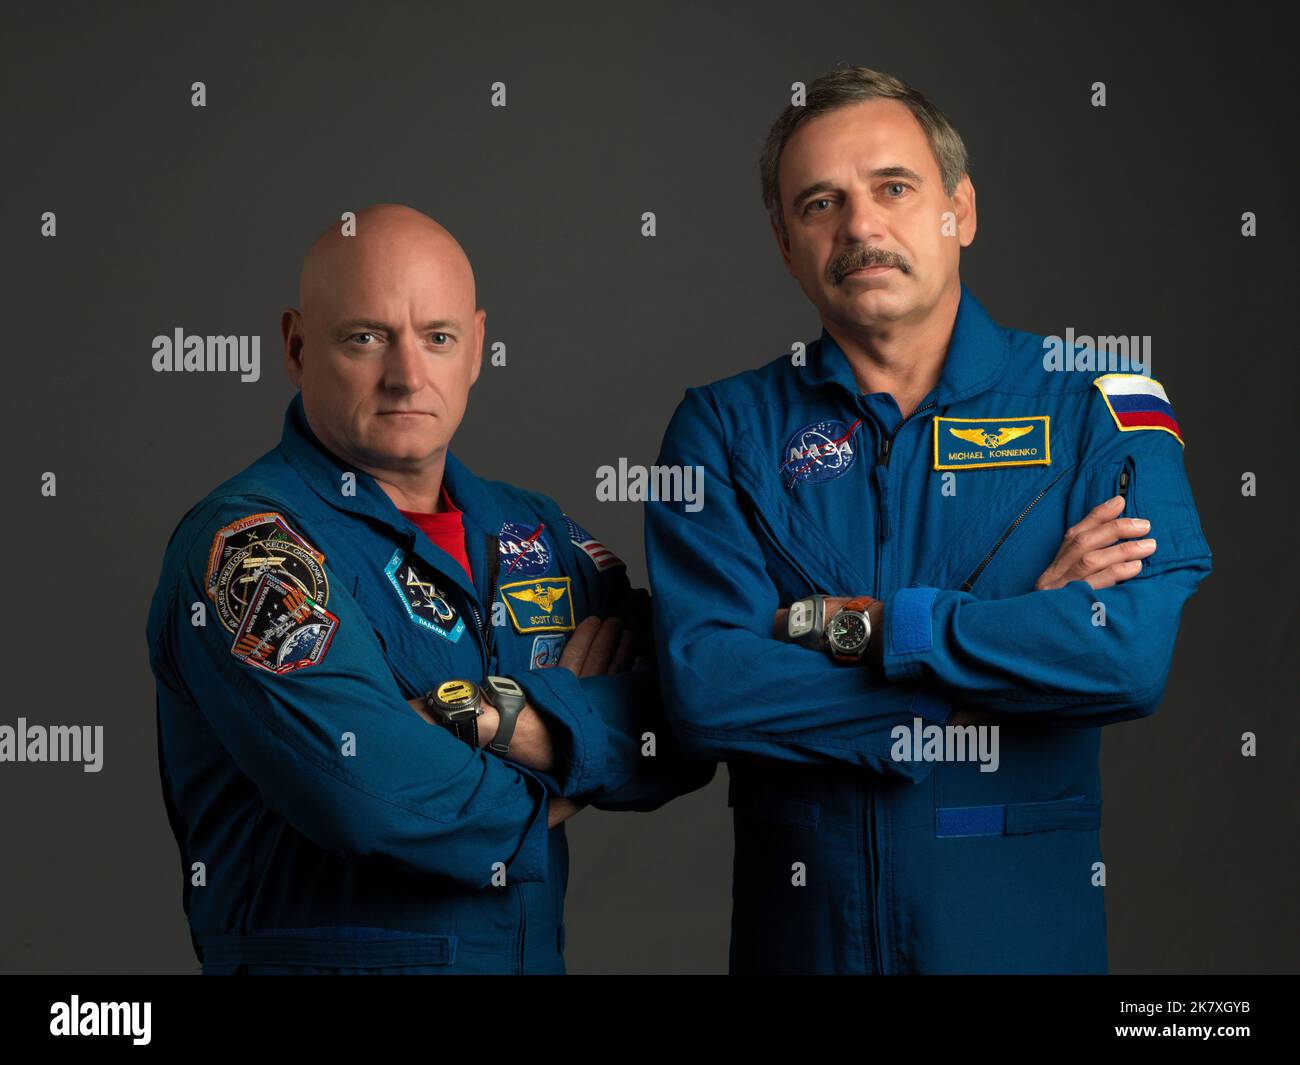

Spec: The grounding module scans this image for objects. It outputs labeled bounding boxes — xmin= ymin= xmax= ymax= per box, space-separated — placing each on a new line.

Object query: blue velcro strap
xmin=936 ymin=804 xmax=1006 ymax=837
xmin=890 ymin=586 xmax=938 ymax=655
xmin=936 ymin=796 xmax=1099 ymax=838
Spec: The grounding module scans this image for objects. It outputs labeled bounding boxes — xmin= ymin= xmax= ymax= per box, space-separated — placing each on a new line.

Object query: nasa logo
xmin=498 ymin=521 xmax=553 ymax=578
xmin=780 ymin=418 xmax=862 ymax=487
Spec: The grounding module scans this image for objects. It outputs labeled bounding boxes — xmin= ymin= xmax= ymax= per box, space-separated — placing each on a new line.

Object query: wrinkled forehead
xmin=780 ymin=99 xmax=938 ymax=193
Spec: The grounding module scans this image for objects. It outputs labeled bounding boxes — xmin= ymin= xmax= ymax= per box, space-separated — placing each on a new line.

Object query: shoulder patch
xmin=1093 ymin=374 xmax=1184 ymax=445
xmin=231 ymin=572 xmax=339 ymax=674
xmin=563 ymin=515 xmax=624 ymax=572
xmin=205 ymin=511 xmax=329 ymax=634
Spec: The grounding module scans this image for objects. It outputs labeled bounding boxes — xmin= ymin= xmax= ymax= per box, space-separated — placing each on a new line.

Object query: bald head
xmin=298 ymin=203 xmax=476 ymax=320
xmin=281 ymin=204 xmax=487 ymax=507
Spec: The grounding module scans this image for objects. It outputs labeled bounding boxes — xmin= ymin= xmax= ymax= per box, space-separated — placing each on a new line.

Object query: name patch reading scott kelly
xmin=933 ymin=416 xmax=1051 ymax=471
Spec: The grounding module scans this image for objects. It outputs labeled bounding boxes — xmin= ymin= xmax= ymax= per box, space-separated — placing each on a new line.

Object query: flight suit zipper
xmin=878 ymin=400 xmax=936 ymax=467
xmin=1117 ymin=457 xmax=1135 ymax=511
xmin=865 ymin=400 xmax=933 ymax=974
xmin=959 ymin=468 xmax=1070 ymax=592
xmin=463 ymin=534 xmax=502 ymax=676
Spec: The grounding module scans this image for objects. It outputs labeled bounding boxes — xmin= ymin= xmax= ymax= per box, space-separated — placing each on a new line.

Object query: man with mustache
xmin=145 ymin=203 xmax=713 ymax=974
xmin=645 ymin=67 xmax=1211 ymax=974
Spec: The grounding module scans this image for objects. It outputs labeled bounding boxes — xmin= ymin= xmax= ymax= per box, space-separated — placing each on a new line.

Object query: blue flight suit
xmin=644 ymin=283 xmax=1211 ymax=974
xmin=145 ymin=392 xmax=713 ymax=974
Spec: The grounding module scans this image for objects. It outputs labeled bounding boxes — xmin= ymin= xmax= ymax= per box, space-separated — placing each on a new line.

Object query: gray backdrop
xmin=2 ymin=1 xmax=1295 ymax=974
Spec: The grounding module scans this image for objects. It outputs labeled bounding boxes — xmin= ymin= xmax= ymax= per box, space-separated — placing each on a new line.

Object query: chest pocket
xmin=730 ymin=430 xmax=873 ymax=601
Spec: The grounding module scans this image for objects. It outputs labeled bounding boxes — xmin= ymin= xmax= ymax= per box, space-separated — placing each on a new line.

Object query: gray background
xmin=2 ymin=1 xmax=1295 ymax=974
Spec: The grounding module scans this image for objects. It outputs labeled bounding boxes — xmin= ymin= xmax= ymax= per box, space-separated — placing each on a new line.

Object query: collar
xmin=803 ymin=281 xmax=1011 ymax=406
xmin=277 ymin=392 xmax=498 ymax=602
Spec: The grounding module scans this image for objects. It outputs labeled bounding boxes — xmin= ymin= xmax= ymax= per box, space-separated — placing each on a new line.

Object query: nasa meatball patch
xmin=780 ymin=419 xmax=862 ymax=487
xmin=231 ymin=572 xmax=339 ymax=674
xmin=498 ymin=521 xmax=554 ymax=578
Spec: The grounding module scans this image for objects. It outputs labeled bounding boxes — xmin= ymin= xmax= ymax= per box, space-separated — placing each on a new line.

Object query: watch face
xmin=828 ymin=613 xmax=868 ymax=653
xmin=788 ymin=601 xmax=814 ymax=638
xmin=488 ymin=677 xmax=524 ymax=699
xmin=436 ymin=679 xmax=478 ymax=708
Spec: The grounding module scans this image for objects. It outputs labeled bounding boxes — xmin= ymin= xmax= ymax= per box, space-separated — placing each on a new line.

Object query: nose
xmin=381 ymin=331 xmax=425 ymax=394
xmin=838 ymin=188 xmax=889 ymax=246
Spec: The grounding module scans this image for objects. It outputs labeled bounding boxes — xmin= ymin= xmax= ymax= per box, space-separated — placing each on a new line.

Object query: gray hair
xmin=759 ymin=66 xmax=969 ymax=243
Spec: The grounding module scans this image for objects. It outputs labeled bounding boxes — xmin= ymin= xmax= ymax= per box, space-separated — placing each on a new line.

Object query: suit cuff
xmin=882 ymin=586 xmax=940 ymax=682
xmin=511 ymin=666 xmax=607 ymax=797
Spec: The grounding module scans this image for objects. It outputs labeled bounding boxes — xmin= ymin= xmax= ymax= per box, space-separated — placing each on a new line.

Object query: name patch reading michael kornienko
xmin=933 ymin=416 xmax=1051 ymax=471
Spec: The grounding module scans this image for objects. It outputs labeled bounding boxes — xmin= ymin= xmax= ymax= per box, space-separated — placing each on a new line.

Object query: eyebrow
xmin=335 ymin=318 xmax=463 ymax=333
xmin=791 ymin=166 xmax=925 ymax=211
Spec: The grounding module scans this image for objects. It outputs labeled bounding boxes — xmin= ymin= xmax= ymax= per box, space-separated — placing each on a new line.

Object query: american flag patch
xmin=563 ymin=515 xmax=624 ymax=572
xmin=1093 ymin=374 xmax=1184 ymax=445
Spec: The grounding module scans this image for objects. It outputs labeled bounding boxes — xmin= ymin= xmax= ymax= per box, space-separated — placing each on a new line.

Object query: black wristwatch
xmin=426 ymin=679 xmax=482 ymax=746
xmin=483 ymin=675 xmax=527 ymax=755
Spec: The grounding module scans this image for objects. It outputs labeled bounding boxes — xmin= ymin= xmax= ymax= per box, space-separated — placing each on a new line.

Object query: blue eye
xmin=885 ymin=183 xmax=909 ymax=197
xmin=806 ymin=198 xmax=832 ymax=214
xmin=349 ymin=332 xmax=375 ymax=344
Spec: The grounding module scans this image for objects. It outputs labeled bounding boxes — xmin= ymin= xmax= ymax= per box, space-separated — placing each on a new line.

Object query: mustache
xmin=827 ymin=247 xmax=911 ymax=285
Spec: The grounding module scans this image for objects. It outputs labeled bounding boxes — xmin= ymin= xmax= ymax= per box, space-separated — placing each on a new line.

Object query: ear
xmin=952 ymin=174 xmax=977 ymax=248
xmin=468 ymin=307 xmax=486 ymax=388
xmin=769 ymin=213 xmax=795 ymax=274
xmin=282 ymin=308 xmax=305 ymax=386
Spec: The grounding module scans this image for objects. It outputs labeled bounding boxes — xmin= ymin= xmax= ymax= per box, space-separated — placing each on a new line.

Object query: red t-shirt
xmin=399 ymin=486 xmax=475 ymax=588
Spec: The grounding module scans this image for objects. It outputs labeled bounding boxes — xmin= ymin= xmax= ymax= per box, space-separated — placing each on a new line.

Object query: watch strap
xmin=485 ymin=677 xmax=526 ymax=755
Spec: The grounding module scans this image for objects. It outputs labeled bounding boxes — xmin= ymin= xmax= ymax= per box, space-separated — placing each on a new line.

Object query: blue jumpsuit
xmin=145 ymin=392 xmax=713 ymax=974
xmin=644 ymin=283 xmax=1212 ymax=974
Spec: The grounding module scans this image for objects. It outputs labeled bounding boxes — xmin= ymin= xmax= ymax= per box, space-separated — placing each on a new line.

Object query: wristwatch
xmin=482 ymin=675 xmax=527 ymax=755
xmin=786 ymin=594 xmax=829 ymax=649
xmin=426 ymin=679 xmax=482 ymax=746
xmin=826 ymin=597 xmax=873 ymax=663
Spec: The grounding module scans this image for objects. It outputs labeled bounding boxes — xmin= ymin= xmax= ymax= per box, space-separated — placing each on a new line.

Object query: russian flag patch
xmin=1093 ymin=373 xmax=1184 ymax=445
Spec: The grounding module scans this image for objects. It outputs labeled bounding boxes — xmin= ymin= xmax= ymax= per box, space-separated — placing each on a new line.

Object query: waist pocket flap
xmin=727 ymin=777 xmax=820 ymax=830
xmin=198 ymin=928 xmax=458 ymax=969
xmin=1005 ymin=795 xmax=1100 ymax=834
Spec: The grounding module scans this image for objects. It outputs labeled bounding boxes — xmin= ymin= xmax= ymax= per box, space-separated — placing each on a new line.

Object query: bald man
xmin=145 ymin=204 xmax=714 ymax=975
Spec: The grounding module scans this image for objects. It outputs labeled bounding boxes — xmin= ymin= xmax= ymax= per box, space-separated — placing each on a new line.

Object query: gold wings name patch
xmin=499 ymin=577 xmax=574 ymax=634
xmin=933 ymin=416 xmax=1051 ymax=471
